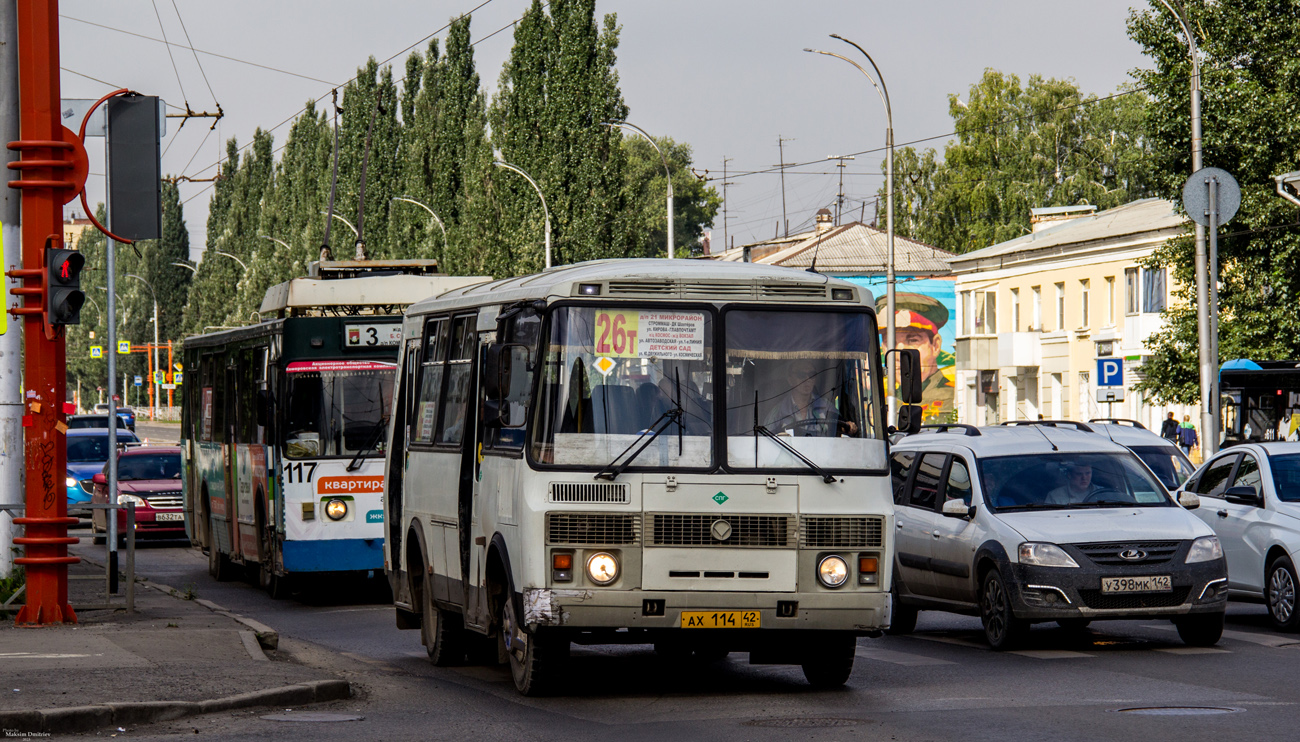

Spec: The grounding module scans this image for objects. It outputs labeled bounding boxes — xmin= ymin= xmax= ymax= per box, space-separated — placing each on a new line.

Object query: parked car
xmin=91 ymin=403 xmax=135 ymax=431
xmin=1179 ymin=442 xmax=1300 ymax=630
xmin=66 ymin=428 xmax=140 ymax=518
xmin=67 ymin=414 xmax=131 ymax=431
xmin=1003 ymin=419 xmax=1196 ymax=491
xmin=887 ymin=423 xmax=1227 ymax=649
xmin=91 ymin=446 xmax=185 ymax=544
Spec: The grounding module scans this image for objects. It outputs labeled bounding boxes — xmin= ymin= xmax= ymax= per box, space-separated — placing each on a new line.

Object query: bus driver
xmin=765 ymin=358 xmax=858 ymax=437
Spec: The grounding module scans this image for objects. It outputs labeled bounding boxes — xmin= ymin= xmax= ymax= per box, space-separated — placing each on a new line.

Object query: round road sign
xmin=1182 ymin=167 xmax=1241 ymax=227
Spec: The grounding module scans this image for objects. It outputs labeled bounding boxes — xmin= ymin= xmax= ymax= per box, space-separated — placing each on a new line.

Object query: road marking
xmin=1008 ymin=649 xmax=1094 ymax=659
xmin=906 ymin=633 xmax=987 ymax=649
xmin=855 ymin=646 xmax=956 ymax=666
xmin=0 ymin=652 xmax=98 ymax=659
xmin=1154 ymin=646 xmax=1231 ymax=655
xmin=1144 ymin=625 xmax=1294 ymax=647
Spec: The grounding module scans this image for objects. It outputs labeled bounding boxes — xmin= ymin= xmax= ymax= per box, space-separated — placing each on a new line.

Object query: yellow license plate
xmin=680 ymin=610 xmax=761 ymax=629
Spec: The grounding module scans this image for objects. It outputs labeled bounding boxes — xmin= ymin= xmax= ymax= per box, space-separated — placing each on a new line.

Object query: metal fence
xmin=0 ymin=501 xmax=138 ymax=613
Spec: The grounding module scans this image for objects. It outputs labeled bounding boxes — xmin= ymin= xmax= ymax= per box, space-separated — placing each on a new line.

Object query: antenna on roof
xmin=1030 ymin=424 xmax=1058 ymax=452
xmin=807 ymin=229 xmax=823 ymax=274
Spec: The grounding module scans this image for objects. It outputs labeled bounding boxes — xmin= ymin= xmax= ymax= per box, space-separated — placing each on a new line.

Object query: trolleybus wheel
xmin=501 ymin=595 xmax=567 ymax=696
xmin=800 ymin=632 xmax=856 ymax=688
xmin=207 ymin=525 xmax=234 ymax=582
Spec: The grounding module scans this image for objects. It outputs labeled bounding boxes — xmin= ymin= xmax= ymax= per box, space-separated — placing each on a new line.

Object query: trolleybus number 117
xmin=283 ymin=462 xmax=318 ymax=484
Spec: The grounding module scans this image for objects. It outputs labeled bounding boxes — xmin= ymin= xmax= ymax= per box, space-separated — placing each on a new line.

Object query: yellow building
xmin=952 ymin=199 xmax=1199 ymax=428
xmin=64 ymin=216 xmax=93 ymax=248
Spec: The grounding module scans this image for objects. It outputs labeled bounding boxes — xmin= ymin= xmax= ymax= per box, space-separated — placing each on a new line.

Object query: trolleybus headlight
xmin=818 ymin=555 xmax=849 ymax=588
xmin=586 ymin=552 xmax=619 ymax=585
xmin=325 ymin=498 xmax=348 ymax=521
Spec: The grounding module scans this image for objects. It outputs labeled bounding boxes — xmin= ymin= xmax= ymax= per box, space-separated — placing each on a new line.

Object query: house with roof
xmin=950 ymin=198 xmax=1199 ymax=428
xmin=708 ymin=208 xmax=958 ymax=422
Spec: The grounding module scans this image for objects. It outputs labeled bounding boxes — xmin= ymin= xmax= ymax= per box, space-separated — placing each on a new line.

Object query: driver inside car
xmin=1046 ymin=462 xmax=1102 ymax=505
xmin=765 ymin=359 xmax=857 ymax=437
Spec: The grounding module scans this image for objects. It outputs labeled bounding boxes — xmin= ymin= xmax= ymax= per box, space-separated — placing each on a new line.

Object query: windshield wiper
xmin=346 ymin=421 xmax=389 ymax=472
xmin=752 ymin=424 xmax=836 ymax=484
xmin=594 ymin=405 xmax=683 ymax=482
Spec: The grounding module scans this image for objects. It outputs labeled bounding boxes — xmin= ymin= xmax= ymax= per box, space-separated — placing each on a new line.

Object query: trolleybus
xmin=1220 ymin=359 xmax=1300 ymax=446
xmin=181 ymin=260 xmax=489 ymax=596
xmin=383 ymin=259 xmax=921 ymax=694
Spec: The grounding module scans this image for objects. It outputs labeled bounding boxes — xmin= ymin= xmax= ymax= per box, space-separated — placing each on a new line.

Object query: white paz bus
xmin=383 ymin=259 xmax=922 ymax=694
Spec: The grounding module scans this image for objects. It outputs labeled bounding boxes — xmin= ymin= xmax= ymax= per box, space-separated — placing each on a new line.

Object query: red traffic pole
xmin=8 ymin=0 xmax=82 ymax=625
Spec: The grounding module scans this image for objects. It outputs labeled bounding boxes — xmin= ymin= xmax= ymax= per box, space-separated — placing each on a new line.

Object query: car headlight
xmin=117 ymin=494 xmax=146 ymax=507
xmin=1186 ymin=536 xmax=1224 ymax=563
xmin=818 ymin=555 xmax=850 ymax=588
xmin=325 ymin=498 xmax=348 ymax=521
xmin=586 ymin=552 xmax=619 ymax=585
xmin=66 ymin=476 xmax=77 ymax=488
xmin=1018 ymin=542 xmax=1080 ymax=568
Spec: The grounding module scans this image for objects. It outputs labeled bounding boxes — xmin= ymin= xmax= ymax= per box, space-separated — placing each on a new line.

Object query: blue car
xmin=92 ymin=404 xmax=136 ymax=431
xmin=66 ymin=428 xmax=140 ymax=517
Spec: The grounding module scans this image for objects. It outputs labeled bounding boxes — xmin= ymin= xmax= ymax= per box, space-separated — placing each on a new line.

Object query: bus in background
xmin=383 ymin=259 xmax=922 ymax=695
xmin=1220 ymin=359 xmax=1300 ymax=446
xmin=181 ymin=260 xmax=489 ymax=597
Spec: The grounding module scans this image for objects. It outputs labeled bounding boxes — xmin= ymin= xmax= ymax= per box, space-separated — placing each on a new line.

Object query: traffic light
xmin=45 ymin=247 xmax=85 ymax=325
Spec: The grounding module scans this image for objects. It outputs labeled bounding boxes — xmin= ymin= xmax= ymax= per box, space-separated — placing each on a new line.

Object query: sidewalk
xmin=0 ymin=552 xmax=348 ymax=735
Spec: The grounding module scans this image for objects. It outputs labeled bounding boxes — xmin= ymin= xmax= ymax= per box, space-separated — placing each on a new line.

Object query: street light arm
xmin=604 ymin=120 xmax=675 ymax=259
xmin=1277 ymin=172 xmax=1300 ymax=207
xmin=213 ymin=251 xmax=249 ymax=271
xmin=391 ymin=196 xmax=448 ymax=241
xmin=1154 ymin=0 xmax=1201 ymax=68
xmin=319 ymin=210 xmax=359 ymax=238
xmin=830 ymin=35 xmax=891 ymax=120
xmin=804 ymin=49 xmax=889 ymax=120
xmin=494 ymin=161 xmax=552 ymax=269
xmin=171 ymin=262 xmax=198 ymax=275
xmin=258 ymin=235 xmax=292 ymax=252
xmin=124 ymin=274 xmax=157 ymax=303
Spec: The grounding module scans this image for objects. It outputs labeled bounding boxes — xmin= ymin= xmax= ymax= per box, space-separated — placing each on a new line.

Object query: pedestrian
xmin=1178 ymin=415 xmax=1199 ymax=457
xmin=1161 ymin=412 xmax=1179 ymax=441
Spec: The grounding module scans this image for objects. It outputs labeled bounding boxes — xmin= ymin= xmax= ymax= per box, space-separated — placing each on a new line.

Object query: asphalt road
xmin=71 ymin=538 xmax=1300 ymax=742
xmin=133 ymin=420 xmax=180 ymax=445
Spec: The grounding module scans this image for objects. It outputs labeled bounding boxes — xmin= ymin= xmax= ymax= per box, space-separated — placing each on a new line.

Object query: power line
xmin=168 ymin=0 xmax=219 ymax=105
xmin=60 ymin=67 xmax=187 ymax=111
xmin=149 ymin=0 xmax=189 ymax=105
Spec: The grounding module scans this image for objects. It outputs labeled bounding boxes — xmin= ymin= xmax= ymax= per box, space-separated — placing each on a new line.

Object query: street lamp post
xmin=125 ymin=275 xmax=159 ymax=421
xmin=1154 ymin=0 xmax=1215 ymax=455
xmin=806 ymin=36 xmax=897 ymax=418
xmin=258 ymin=234 xmax=291 ymax=253
xmin=209 ymin=250 xmax=248 ymax=271
xmin=494 ymin=161 xmax=552 ymax=269
xmin=171 ymin=261 xmax=198 ymax=275
xmin=391 ymin=196 xmax=449 ymax=259
xmin=320 ymin=210 xmax=359 ymax=241
xmin=605 ymin=121 xmax=674 ymax=259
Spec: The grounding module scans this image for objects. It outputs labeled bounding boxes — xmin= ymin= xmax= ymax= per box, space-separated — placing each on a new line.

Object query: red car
xmin=92 ymin=446 xmax=186 ymax=544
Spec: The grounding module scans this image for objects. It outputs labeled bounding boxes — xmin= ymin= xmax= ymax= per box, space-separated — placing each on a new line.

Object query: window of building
xmin=1011 ymin=288 xmax=1020 ymax=331
xmin=960 ymin=291 xmax=972 ymax=336
xmin=974 ymin=290 xmax=996 ymax=335
xmin=1143 ymin=268 xmax=1166 ymax=313
xmin=1032 ymin=286 xmax=1042 ymax=330
xmin=1125 ymin=268 xmax=1140 ymax=315
xmin=1055 ymin=282 xmax=1065 ymax=331
xmin=1080 ymin=279 xmax=1090 ymax=329
xmin=1106 ymin=276 xmax=1115 ymax=325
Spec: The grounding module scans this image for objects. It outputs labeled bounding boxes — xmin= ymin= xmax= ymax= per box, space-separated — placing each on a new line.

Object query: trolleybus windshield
xmin=283 ymin=360 xmax=396 ymax=459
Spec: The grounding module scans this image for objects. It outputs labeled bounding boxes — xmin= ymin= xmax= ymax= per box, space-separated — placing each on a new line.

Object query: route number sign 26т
xmin=593 ymin=310 xmax=706 ymax=360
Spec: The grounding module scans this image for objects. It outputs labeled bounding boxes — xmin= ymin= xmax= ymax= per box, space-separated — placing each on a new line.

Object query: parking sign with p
xmin=1097 ymin=358 xmax=1123 ymax=387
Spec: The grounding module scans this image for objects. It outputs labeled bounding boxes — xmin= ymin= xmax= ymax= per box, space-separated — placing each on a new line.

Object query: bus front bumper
xmin=522 ymin=587 xmax=889 ymax=633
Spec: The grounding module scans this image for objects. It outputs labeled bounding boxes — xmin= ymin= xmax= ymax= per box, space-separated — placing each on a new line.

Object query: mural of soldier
xmin=877 ymin=292 xmax=956 ymax=424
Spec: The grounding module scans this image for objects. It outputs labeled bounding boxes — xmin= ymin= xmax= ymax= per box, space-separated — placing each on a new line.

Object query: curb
xmin=0 ymin=679 xmax=351 ymax=735
xmin=148 ymin=582 xmax=279 ymax=650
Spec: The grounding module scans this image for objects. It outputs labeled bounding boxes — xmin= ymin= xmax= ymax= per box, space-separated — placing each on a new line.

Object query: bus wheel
xmin=501 ymin=596 xmax=567 ymax=696
xmin=422 ymin=587 xmax=467 ymax=666
xmin=801 ymin=633 xmax=857 ymax=688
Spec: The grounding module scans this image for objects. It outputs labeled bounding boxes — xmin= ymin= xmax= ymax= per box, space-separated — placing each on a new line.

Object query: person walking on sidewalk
xmin=1161 ymin=412 xmax=1179 ymax=442
xmin=1178 ymin=415 xmax=1199 ymax=455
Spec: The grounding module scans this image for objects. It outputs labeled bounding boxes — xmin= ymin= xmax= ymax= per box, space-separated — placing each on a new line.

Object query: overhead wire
xmin=168 ymin=0 xmax=219 ymax=106
xmin=60 ymin=66 xmax=187 ymax=111
xmin=149 ymin=0 xmax=189 ymax=105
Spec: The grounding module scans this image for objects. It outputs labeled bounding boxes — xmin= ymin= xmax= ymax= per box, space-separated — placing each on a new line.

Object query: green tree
xmin=621 ymin=135 xmax=720 ymax=257
xmin=883 ymin=70 xmax=1154 ymax=253
xmin=66 ymin=204 xmax=108 ymax=406
xmin=1130 ymin=0 xmax=1300 ymax=402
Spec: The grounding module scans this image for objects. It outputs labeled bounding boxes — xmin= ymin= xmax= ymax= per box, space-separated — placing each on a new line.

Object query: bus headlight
xmin=586 ymin=552 xmax=619 ymax=585
xmin=818 ymin=555 xmax=849 ymax=588
xmin=325 ymin=498 xmax=348 ymax=521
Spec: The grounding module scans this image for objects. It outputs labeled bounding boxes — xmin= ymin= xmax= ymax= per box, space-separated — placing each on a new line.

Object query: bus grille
xmin=799 ymin=516 xmax=884 ymax=548
xmin=546 ymin=513 xmax=639 ymax=545
xmin=758 ymin=284 xmax=829 ymax=299
xmin=649 ymin=513 xmax=792 ymax=547
xmin=549 ymin=482 xmax=629 ymax=504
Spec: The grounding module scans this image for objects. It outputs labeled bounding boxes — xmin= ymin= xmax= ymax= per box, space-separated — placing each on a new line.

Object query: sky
xmin=58 ymin=0 xmax=1155 ymax=262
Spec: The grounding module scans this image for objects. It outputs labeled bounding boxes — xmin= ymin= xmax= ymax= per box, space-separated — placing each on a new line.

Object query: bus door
xmin=386 ymin=338 xmax=421 ymax=573
xmin=444 ymin=316 xmax=483 ymax=626
xmin=223 ymin=363 xmax=240 ymax=556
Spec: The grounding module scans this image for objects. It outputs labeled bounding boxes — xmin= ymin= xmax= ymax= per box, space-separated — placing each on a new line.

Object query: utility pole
xmin=829 ymin=155 xmax=855 ymax=225
xmin=0 ymin=0 xmax=21 ymax=581
xmin=774 ymin=136 xmax=795 ymax=237
xmin=721 ymin=157 xmax=734 ymax=254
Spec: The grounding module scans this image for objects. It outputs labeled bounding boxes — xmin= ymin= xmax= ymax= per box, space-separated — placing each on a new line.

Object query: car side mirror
xmin=1178 ymin=491 xmax=1201 ymax=510
xmin=92 ymin=473 xmax=106 ymax=485
xmin=896 ymin=404 xmax=923 ymax=435
xmin=893 ymin=348 xmax=923 ymax=405
xmin=1224 ymin=486 xmax=1262 ymax=507
xmin=941 ymin=498 xmax=975 ymax=519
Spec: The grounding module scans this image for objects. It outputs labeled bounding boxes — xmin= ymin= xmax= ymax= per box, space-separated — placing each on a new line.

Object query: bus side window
xmin=488 ymin=313 xmax=540 ymax=451
xmin=412 ymin=319 xmax=448 ymax=445
xmin=437 ymin=315 xmax=476 ymax=446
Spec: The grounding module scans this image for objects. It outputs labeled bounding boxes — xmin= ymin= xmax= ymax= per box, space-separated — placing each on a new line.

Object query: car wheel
xmin=1175 ymin=612 xmax=1225 ymax=646
xmin=800 ymin=632 xmax=857 ymax=688
xmin=979 ymin=569 xmax=1027 ymax=650
xmin=501 ymin=595 xmax=567 ymax=696
xmin=886 ymin=578 xmax=918 ymax=635
xmin=1267 ymin=555 xmax=1300 ymax=631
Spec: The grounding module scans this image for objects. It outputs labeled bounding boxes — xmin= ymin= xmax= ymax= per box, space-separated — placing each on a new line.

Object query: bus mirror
xmin=483 ymin=398 xmax=506 ymax=429
xmin=485 ymin=343 xmax=528 ymax=399
xmin=895 ymin=348 xmax=922 ymax=404
xmin=896 ymin=404 xmax=923 ymax=435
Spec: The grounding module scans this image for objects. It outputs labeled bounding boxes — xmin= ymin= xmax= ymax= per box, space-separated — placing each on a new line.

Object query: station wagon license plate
xmin=154 ymin=512 xmax=184 ymax=522
xmin=681 ymin=611 xmax=761 ymax=629
xmin=1101 ymin=575 xmax=1172 ymax=593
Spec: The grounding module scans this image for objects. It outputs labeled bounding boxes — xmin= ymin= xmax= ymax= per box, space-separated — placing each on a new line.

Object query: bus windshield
xmin=725 ymin=309 xmax=884 ymax=472
xmin=530 ymin=306 xmax=714 ymax=469
xmin=283 ymin=362 xmax=395 ymax=458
